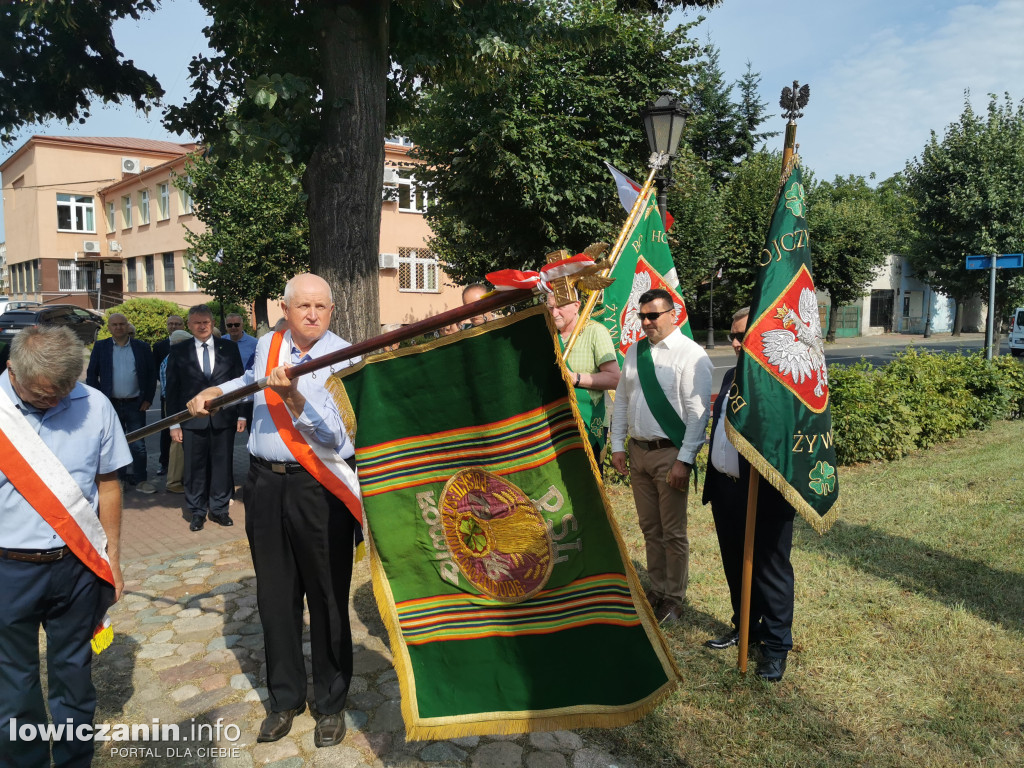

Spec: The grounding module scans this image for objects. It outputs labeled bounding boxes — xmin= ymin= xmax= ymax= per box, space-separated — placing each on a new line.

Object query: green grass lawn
xmin=594 ymin=419 xmax=1024 ymax=768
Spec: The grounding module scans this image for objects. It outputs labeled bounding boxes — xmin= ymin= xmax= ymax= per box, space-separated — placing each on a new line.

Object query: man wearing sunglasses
xmin=224 ymin=313 xmax=258 ymax=427
xmin=610 ymin=289 xmax=713 ymax=624
xmin=701 ymin=307 xmax=795 ymax=681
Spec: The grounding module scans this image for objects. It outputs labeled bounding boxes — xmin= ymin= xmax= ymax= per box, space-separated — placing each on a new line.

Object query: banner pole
xmin=737 ymin=471 xmax=760 ymax=674
xmin=562 ymin=161 xmax=663 ymax=357
xmin=126 ymin=287 xmax=535 ymax=443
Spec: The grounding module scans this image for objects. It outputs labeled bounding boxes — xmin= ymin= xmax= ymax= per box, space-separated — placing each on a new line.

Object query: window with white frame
xmin=122 ymin=195 xmax=133 ymax=229
xmin=183 ymin=255 xmax=200 ymax=291
xmin=58 ymin=260 xmax=77 ymax=291
xmin=126 ymin=258 xmax=137 ymax=292
xmin=398 ymin=247 xmax=439 ymax=293
xmin=163 ymin=253 xmax=175 ymax=291
xmin=56 ymin=194 xmax=95 ymax=232
xmin=397 ymin=171 xmax=428 ymax=213
xmin=158 ymin=182 xmax=170 ymax=219
xmin=145 ymin=254 xmax=155 ymax=291
xmin=179 ymin=179 xmax=194 ymax=215
xmin=138 ymin=189 xmax=150 ymax=225
xmin=106 ymin=201 xmax=116 ymax=234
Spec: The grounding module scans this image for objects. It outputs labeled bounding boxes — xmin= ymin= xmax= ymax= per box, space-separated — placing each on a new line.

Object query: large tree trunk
xmin=953 ymin=300 xmax=964 ymax=336
xmin=826 ymin=300 xmax=839 ymax=343
xmin=305 ymin=1 xmax=389 ymax=343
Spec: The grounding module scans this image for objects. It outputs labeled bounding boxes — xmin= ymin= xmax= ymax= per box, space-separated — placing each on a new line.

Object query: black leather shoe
xmin=189 ymin=514 xmax=205 ymax=532
xmin=257 ymin=704 xmax=305 ymax=743
xmin=704 ymin=630 xmax=740 ymax=650
xmin=313 ymin=712 xmax=346 ymax=748
xmin=756 ymin=655 xmax=787 ymax=681
xmin=209 ymin=513 xmax=233 ymax=527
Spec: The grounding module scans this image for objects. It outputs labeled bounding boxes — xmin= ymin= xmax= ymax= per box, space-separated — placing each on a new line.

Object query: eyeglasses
xmin=226 ymin=323 xmax=241 ymax=328
xmin=729 ymin=332 xmax=745 ymax=342
xmin=637 ymin=310 xmax=671 ymax=322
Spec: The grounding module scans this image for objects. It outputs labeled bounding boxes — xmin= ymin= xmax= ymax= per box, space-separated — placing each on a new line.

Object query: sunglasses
xmin=637 ymin=310 xmax=671 ymax=322
xmin=226 ymin=323 xmax=241 ymax=328
xmin=729 ymin=332 xmax=745 ymax=342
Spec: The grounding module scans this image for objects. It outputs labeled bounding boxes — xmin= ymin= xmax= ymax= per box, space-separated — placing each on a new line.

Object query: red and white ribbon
xmin=486 ymin=254 xmax=595 ymax=293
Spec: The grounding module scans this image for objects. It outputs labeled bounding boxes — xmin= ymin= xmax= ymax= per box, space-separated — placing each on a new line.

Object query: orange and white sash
xmin=0 ymin=385 xmax=114 ymax=585
xmin=264 ymin=332 xmax=363 ymax=524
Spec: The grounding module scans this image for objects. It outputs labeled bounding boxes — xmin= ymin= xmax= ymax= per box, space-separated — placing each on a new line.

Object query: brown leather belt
xmin=631 ymin=438 xmax=676 ymax=451
xmin=0 ymin=545 xmax=71 ymax=563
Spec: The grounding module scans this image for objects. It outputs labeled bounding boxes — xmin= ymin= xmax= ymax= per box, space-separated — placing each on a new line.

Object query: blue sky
xmin=3 ymin=0 xmax=1024 ymax=238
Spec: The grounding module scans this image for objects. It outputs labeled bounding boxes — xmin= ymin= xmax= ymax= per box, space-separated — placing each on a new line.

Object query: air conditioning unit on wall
xmin=378 ymin=252 xmax=399 ymax=270
xmin=383 ymin=167 xmax=400 ymax=185
xmin=121 ymin=157 xmax=140 ymax=174
xmin=109 ymin=241 xmax=122 ymax=253
xmin=83 ymin=240 xmax=101 ymax=253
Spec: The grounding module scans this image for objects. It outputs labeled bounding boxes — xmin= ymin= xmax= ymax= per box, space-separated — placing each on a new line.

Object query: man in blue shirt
xmin=224 ymin=312 xmax=258 ymax=427
xmin=86 ymin=312 xmax=157 ymax=493
xmin=0 ymin=326 xmax=131 ymax=767
xmin=187 ymin=273 xmax=358 ymax=750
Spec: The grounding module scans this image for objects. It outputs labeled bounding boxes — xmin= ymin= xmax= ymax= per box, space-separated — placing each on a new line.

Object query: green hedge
xmin=99 ymin=298 xmax=184 ymax=347
xmin=830 ymin=349 xmax=1024 ymax=465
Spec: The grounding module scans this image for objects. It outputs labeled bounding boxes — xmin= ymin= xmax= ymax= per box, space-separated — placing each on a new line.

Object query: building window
xmin=56 ymin=194 xmax=95 ymax=232
xmin=122 ymin=195 xmax=133 ymax=229
xmin=163 ymin=252 xmax=176 ymax=292
xmin=158 ymin=182 xmax=170 ymax=220
xmin=145 ymin=255 xmax=155 ymax=292
xmin=126 ymin=258 xmax=137 ymax=292
xmin=398 ymin=247 xmax=439 ymax=293
xmin=183 ymin=255 xmax=200 ymax=292
xmin=58 ymin=259 xmax=77 ymax=291
xmin=33 ymin=260 xmax=41 ymax=292
xmin=106 ymin=201 xmax=116 ymax=234
xmin=398 ymin=171 xmax=428 ymax=213
xmin=179 ymin=180 xmax=194 ymax=215
xmin=138 ymin=189 xmax=150 ymax=225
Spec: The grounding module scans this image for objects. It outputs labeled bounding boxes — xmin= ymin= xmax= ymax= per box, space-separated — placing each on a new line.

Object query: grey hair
xmin=733 ymin=306 xmax=751 ymax=322
xmin=188 ymin=304 xmax=214 ymax=319
xmin=9 ymin=326 xmax=84 ymax=395
xmin=107 ymin=312 xmax=127 ymax=323
xmin=225 ymin=312 xmax=244 ymax=322
xmin=283 ymin=273 xmax=333 ymax=305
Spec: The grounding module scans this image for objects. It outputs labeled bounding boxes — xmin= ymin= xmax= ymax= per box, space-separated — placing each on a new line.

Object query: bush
xmin=829 ymin=350 xmax=1024 ymax=464
xmin=100 ymin=298 xmax=184 ymax=347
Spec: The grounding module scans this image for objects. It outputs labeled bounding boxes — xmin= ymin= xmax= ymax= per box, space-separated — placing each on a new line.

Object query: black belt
xmin=631 ymin=437 xmax=676 ymax=451
xmin=0 ymin=545 xmax=71 ymax=563
xmin=111 ymin=396 xmax=141 ymax=404
xmin=252 ymin=456 xmax=307 ymax=474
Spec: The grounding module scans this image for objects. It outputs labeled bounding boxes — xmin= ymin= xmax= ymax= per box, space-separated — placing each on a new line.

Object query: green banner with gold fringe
xmin=335 ymin=305 xmax=679 ymax=739
xmin=725 ymin=159 xmax=840 ymax=534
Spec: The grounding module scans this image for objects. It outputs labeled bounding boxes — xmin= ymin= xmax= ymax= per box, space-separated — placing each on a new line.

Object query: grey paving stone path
xmin=87 ymin=536 xmax=640 ymax=768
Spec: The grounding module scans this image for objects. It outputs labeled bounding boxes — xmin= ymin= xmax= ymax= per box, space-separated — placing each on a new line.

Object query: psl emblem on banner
xmin=616 ymin=256 xmax=688 ymax=358
xmin=743 ymin=264 xmax=828 ymax=412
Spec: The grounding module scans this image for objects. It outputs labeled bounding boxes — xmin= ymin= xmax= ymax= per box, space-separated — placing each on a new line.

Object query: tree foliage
xmin=177 ymin=155 xmax=310 ymax=327
xmin=0 ymin=0 xmax=163 ymax=144
xmin=410 ymin=0 xmax=702 ymax=284
xmin=903 ymin=93 xmax=1024 ymax=331
xmin=807 ymin=175 xmax=893 ymax=340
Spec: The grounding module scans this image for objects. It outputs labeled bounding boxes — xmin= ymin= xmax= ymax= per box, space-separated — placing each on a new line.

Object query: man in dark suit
xmin=166 ymin=305 xmax=245 ymax=531
xmin=702 ymin=306 xmax=796 ymax=681
xmin=86 ymin=312 xmax=158 ymax=493
xmin=152 ymin=314 xmax=185 ymax=476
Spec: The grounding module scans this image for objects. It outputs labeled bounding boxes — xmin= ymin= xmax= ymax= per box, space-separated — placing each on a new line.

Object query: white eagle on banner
xmin=619 ymin=271 xmax=685 ymax=351
xmin=760 ymin=287 xmax=828 ymax=398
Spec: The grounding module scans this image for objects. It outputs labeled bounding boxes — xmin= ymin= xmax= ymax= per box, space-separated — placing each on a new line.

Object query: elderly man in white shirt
xmin=611 ymin=288 xmax=713 ymax=624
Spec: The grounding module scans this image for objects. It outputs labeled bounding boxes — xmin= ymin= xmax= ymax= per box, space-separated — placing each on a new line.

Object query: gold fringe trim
xmin=724 ymin=420 xmax=841 ymax=535
xmin=358 ymin=305 xmax=680 ymax=738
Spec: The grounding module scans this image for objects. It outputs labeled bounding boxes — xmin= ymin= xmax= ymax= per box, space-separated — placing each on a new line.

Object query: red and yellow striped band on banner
xmin=0 ymin=414 xmax=114 ymax=586
xmin=265 ymin=331 xmax=363 ymax=524
xmin=394 ymin=574 xmax=639 ymax=645
xmin=354 ymin=398 xmax=581 ymax=497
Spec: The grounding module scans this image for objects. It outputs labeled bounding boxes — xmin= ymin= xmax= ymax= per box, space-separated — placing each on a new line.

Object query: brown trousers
xmin=628 ymin=440 xmax=689 ymax=603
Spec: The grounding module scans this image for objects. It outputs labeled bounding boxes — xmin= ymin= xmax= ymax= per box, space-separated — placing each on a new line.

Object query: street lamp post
xmin=640 ymin=90 xmax=690 ymax=228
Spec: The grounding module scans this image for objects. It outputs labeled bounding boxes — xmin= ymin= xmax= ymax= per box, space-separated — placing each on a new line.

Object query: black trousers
xmin=0 ymin=554 xmax=111 ymax=768
xmin=182 ymin=426 xmax=235 ymax=518
xmin=709 ymin=471 xmax=795 ymax=658
xmin=243 ymin=461 xmax=356 ymax=715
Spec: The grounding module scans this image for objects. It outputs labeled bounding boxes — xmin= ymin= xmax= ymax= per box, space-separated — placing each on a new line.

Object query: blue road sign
xmin=965 ymin=254 xmax=1024 ymax=270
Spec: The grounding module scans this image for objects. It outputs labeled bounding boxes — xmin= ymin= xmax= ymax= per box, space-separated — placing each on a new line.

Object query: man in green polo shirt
xmin=546 ymin=291 xmax=620 ymax=455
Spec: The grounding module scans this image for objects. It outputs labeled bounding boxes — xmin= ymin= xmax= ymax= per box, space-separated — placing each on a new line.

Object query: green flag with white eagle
xmin=725 ymin=158 xmax=840 ymax=533
xmin=597 ymin=192 xmax=692 ymax=367
xmin=334 ymin=306 xmax=679 ymax=739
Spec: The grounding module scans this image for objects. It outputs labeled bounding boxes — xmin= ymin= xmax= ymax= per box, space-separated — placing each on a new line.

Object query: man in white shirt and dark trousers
xmin=611 ymin=289 xmax=713 ymax=624
xmin=702 ymin=307 xmax=795 ymax=681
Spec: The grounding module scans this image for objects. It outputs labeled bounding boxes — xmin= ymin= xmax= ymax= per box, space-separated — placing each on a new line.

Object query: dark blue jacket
xmin=86 ymin=337 xmax=157 ymax=404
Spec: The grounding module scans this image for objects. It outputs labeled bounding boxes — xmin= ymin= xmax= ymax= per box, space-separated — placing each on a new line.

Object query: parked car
xmin=0 ymin=296 xmax=9 ymax=315
xmin=1010 ymin=308 xmax=1024 ymax=357
xmin=0 ymin=304 xmax=105 ymax=347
